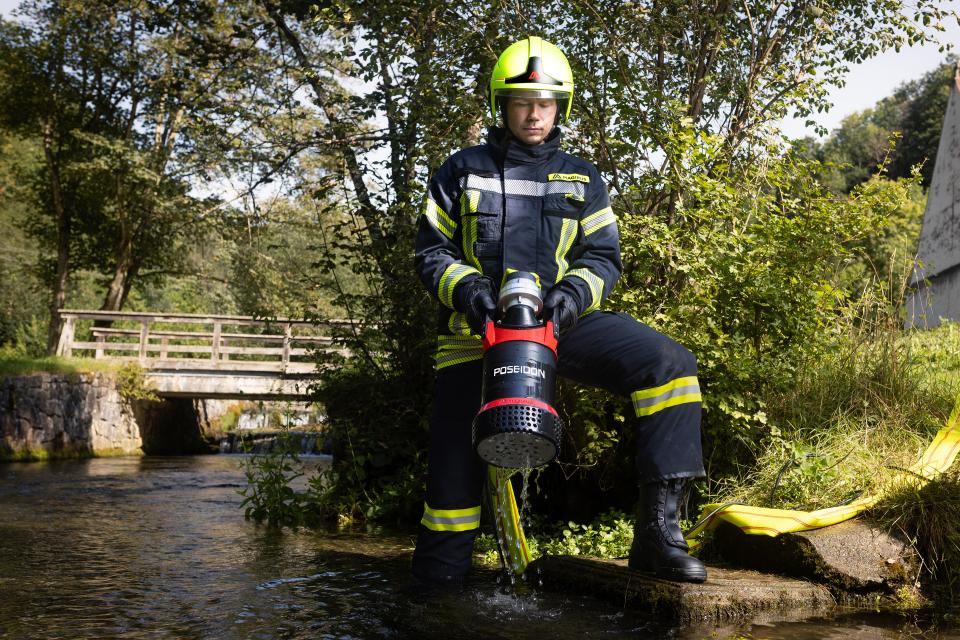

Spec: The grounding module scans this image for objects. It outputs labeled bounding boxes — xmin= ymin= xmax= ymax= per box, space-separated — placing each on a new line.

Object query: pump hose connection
xmin=472 ymin=271 xmax=563 ymax=469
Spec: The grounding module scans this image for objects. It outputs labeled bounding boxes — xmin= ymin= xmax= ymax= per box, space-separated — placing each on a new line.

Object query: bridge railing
xmin=56 ymin=310 xmax=350 ymax=374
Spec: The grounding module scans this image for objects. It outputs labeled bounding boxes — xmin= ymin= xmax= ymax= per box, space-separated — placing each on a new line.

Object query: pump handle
xmin=548 ymin=299 xmax=566 ymax=340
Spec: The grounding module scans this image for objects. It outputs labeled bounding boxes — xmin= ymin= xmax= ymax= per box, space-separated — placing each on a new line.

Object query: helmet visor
xmin=495 ymin=89 xmax=569 ymax=101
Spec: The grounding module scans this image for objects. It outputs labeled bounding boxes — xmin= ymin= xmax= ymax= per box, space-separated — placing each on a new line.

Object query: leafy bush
xmin=535 ymin=511 xmax=635 ymax=558
xmin=561 ymin=132 xmax=921 ymax=496
xmin=711 ymin=278 xmax=959 ymax=509
xmin=114 ymin=363 xmax=158 ymax=402
xmin=239 ymin=429 xmax=309 ymax=527
xmin=306 ymin=367 xmax=430 ymax=525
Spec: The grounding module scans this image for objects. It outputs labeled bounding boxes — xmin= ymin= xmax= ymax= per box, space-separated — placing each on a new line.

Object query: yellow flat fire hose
xmin=684 ymin=398 xmax=960 ymax=550
xmin=487 ymin=466 xmax=533 ymax=575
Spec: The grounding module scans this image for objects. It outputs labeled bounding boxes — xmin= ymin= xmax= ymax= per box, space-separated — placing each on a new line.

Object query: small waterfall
xmin=219 ymin=430 xmax=332 ymax=455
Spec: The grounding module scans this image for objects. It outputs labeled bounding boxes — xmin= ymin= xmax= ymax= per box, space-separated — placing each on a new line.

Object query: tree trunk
xmin=100 ymin=260 xmax=130 ymax=312
xmin=100 ymin=223 xmax=136 ymax=313
xmin=43 ymin=119 xmax=70 ymax=355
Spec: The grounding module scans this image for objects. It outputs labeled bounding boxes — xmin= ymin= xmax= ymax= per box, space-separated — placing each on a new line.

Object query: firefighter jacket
xmin=415 ymin=126 xmax=622 ymax=367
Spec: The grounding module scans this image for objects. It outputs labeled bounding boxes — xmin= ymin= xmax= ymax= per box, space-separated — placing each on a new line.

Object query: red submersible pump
xmin=472 ymin=271 xmax=563 ymax=469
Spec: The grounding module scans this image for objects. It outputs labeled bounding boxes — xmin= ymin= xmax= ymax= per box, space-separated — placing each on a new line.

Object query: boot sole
xmin=628 ymin=560 xmax=708 ymax=584
xmin=656 ymin=565 xmax=707 ymax=583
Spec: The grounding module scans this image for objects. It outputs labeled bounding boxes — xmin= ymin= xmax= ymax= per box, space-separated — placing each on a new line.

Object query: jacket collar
xmin=486 ymin=126 xmax=561 ymax=166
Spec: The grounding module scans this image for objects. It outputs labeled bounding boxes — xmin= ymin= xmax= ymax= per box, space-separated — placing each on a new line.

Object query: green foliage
xmin=239 ymin=430 xmax=309 ymax=528
xmin=3 ymin=316 xmax=47 ymax=358
xmin=0 ymin=132 xmax=46 ymax=350
xmin=308 ymin=369 xmax=429 ymax=524
xmin=839 ymin=173 xmax=926 ymax=300
xmin=714 ymin=298 xmax=959 ymax=512
xmin=475 ymin=510 xmax=640 ymax=566
xmin=704 ymin=300 xmax=960 ymax=601
xmin=535 ymin=510 xmax=635 ymax=558
xmin=0 ymin=354 xmax=117 ymax=378
xmin=114 ymin=363 xmax=159 ymax=402
xmin=224 ymin=197 xmax=359 ymax=321
xmin=0 ymin=0 xmax=310 ymax=349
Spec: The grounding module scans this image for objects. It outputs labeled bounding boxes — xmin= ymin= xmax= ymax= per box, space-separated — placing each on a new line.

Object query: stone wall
xmin=0 ymin=372 xmax=142 ymax=460
xmin=0 ymin=373 xmax=227 ymax=460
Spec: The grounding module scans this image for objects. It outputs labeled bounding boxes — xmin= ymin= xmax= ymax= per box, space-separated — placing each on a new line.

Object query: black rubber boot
xmin=628 ymin=479 xmax=707 ymax=583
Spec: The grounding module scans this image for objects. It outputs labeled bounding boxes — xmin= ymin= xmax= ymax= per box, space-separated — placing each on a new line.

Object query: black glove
xmin=456 ymin=276 xmax=497 ymax=335
xmin=543 ymin=281 xmax=582 ymax=336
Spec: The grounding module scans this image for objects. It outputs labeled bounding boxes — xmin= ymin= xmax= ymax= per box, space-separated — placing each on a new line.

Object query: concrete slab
xmin=708 ymin=520 xmax=920 ymax=598
xmin=527 ymin=555 xmax=835 ymax=623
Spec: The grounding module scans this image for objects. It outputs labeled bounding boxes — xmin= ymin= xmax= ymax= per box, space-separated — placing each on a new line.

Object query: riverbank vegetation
xmin=0 ymin=353 xmax=121 ymax=377
xmin=2 ymin=0 xmax=960 ymax=606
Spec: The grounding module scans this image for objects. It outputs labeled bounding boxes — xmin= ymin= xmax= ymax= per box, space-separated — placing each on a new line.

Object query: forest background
xmin=1 ymin=0 xmax=960 ymax=537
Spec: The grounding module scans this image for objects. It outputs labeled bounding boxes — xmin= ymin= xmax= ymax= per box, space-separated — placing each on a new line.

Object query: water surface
xmin=0 ymin=456 xmax=955 ymax=639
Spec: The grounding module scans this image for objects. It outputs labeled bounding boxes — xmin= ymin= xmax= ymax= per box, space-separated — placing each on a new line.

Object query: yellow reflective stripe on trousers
xmin=554 ymin=219 xmax=577 ymax=281
xmin=684 ymin=391 xmax=960 ymax=550
xmin=421 ymin=502 xmax=481 ymax=532
xmin=488 ymin=467 xmax=532 ymax=575
xmin=631 ymin=376 xmax=701 ymax=417
xmin=580 ymin=206 xmax=616 ymax=236
xmin=438 ymin=263 xmax=478 ymax=309
xmin=422 ymin=197 xmax=456 ymax=239
xmin=564 ymin=268 xmax=604 ymax=313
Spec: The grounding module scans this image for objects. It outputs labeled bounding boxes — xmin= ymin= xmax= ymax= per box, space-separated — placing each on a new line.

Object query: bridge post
xmin=56 ymin=315 xmax=75 ymax=358
xmin=211 ymin=320 xmax=222 ymax=363
xmin=282 ymin=323 xmax=292 ymax=367
xmin=138 ymin=319 xmax=149 ymax=361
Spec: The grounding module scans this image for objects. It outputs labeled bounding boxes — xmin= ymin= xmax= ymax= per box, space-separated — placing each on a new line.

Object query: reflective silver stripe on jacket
xmin=460 ymin=174 xmax=587 ymax=200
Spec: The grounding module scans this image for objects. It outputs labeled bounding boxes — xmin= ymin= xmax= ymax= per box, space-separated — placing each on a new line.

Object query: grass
xmin=714 ymin=312 xmax=960 ymax=509
xmin=0 ymin=354 xmax=122 ymax=378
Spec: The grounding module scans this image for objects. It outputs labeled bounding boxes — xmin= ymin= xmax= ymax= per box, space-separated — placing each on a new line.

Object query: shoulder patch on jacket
xmin=547 ymin=173 xmax=590 ymax=183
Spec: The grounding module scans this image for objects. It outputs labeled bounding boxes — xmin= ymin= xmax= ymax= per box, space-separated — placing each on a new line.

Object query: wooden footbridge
xmin=55 ymin=310 xmax=350 ymax=400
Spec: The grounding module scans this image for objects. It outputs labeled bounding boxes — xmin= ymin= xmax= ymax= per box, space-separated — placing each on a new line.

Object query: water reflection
xmin=0 ymin=456 xmax=957 ymax=639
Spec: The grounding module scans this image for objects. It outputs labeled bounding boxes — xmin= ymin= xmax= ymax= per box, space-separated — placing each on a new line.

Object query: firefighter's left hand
xmin=458 ymin=276 xmax=498 ymax=336
xmin=543 ymin=282 xmax=581 ymax=336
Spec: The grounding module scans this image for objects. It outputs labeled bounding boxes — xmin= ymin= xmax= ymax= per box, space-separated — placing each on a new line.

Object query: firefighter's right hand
xmin=457 ymin=276 xmax=497 ymax=336
xmin=543 ymin=281 xmax=581 ymax=336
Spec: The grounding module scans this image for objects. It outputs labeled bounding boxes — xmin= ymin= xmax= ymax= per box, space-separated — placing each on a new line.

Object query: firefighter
xmin=412 ymin=36 xmax=706 ymax=586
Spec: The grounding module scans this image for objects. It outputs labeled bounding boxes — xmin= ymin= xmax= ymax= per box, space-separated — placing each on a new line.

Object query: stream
xmin=0 ymin=455 xmax=956 ymax=639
